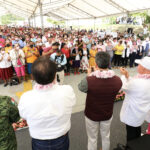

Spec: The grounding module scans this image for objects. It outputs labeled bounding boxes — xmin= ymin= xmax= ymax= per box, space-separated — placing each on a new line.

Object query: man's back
xmin=85 ymin=75 xmax=122 ymax=121
xmin=18 ymin=84 xmax=76 ymax=140
xmin=120 ymin=76 xmax=150 ymax=127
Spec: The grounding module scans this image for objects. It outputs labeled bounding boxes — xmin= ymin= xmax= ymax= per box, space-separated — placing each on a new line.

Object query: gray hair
xmin=95 ymin=52 xmax=110 ymax=69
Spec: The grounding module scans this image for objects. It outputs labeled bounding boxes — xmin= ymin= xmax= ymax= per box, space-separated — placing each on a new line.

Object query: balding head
xmin=32 ymin=56 xmax=56 ymax=85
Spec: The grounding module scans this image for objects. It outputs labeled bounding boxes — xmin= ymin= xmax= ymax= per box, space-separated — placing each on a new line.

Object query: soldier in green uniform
xmin=0 ymin=96 xmax=20 ymax=150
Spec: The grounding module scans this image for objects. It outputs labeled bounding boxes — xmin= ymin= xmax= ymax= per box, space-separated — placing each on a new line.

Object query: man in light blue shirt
xmin=12 ymin=35 xmax=26 ymax=48
xmin=50 ymin=50 xmax=67 ymax=85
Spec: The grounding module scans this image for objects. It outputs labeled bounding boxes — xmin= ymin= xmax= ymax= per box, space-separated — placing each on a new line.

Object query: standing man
xmin=120 ymin=57 xmax=150 ymax=142
xmin=51 ymin=49 xmax=67 ymax=85
xmin=18 ymin=56 xmax=76 ymax=150
xmin=78 ymin=52 xmax=122 ymax=150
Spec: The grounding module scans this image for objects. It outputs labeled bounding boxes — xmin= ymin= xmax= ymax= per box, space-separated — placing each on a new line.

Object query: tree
xmin=47 ymin=18 xmax=65 ymax=26
xmin=0 ymin=14 xmax=24 ymax=25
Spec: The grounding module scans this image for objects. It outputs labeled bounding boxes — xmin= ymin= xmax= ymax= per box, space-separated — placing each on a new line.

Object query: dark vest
xmin=85 ymin=75 xmax=122 ymax=121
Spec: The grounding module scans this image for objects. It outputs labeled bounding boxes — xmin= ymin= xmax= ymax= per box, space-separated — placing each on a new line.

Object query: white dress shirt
xmin=120 ymin=75 xmax=150 ymax=127
xmin=18 ymin=84 xmax=76 ymax=140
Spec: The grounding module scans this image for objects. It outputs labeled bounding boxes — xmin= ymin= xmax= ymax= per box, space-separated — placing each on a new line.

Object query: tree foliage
xmin=129 ymin=11 xmax=150 ymax=24
xmin=47 ymin=18 xmax=65 ymax=26
xmin=0 ymin=14 xmax=24 ymax=25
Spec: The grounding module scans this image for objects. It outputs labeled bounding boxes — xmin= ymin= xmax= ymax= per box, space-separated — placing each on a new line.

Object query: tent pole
xmin=38 ymin=0 xmax=44 ymax=34
xmin=28 ymin=17 xmax=31 ymax=27
xmin=94 ymin=18 xmax=96 ymax=31
xmin=34 ymin=14 xmax=36 ymax=28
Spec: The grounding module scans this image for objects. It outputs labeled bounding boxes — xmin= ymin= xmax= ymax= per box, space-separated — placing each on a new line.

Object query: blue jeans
xmin=27 ymin=63 xmax=32 ymax=74
xmin=32 ymin=133 xmax=69 ymax=150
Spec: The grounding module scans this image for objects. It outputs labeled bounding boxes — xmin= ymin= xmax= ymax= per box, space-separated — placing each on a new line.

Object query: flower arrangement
xmin=115 ymin=91 xmax=125 ymax=102
xmin=10 ymin=98 xmax=28 ymax=131
xmin=12 ymin=119 xmax=28 ymax=131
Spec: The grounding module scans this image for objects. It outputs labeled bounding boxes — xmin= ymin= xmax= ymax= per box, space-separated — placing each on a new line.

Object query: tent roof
xmin=0 ymin=0 xmax=150 ymax=20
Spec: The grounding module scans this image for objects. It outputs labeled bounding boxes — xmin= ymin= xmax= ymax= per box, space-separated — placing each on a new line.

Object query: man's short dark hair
xmin=52 ymin=42 xmax=60 ymax=46
xmin=32 ymin=56 xmax=56 ymax=85
xmin=95 ymin=52 xmax=110 ymax=69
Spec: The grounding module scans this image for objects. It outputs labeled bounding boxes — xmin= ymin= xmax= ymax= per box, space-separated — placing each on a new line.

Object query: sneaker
xmin=4 ymin=83 xmax=8 ymax=87
xmin=77 ymin=72 xmax=80 ymax=75
xmin=65 ymin=73 xmax=67 ymax=76
xmin=9 ymin=82 xmax=12 ymax=86
xmin=74 ymin=72 xmax=76 ymax=75
xmin=67 ymin=73 xmax=70 ymax=76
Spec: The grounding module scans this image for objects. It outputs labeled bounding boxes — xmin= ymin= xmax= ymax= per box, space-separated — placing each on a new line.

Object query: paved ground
xmin=0 ymin=67 xmax=137 ymax=113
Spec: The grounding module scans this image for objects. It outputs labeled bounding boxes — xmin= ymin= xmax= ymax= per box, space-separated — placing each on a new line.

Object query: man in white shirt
xmin=18 ymin=56 xmax=76 ymax=150
xmin=120 ymin=57 xmax=150 ymax=142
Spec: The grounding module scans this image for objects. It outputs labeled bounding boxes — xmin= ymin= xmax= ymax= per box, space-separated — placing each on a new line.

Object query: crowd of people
xmin=0 ymin=26 xmax=150 ymax=86
xmin=1 ymin=25 xmax=150 ymax=150
xmin=1 ymin=52 xmax=150 ymax=150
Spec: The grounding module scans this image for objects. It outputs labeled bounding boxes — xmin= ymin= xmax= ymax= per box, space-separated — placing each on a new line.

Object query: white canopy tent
xmin=0 ymin=0 xmax=150 ymax=19
xmin=0 ymin=0 xmax=150 ymax=31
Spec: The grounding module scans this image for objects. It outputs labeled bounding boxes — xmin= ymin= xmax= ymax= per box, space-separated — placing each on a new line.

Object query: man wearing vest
xmin=51 ymin=49 xmax=67 ymax=85
xmin=78 ymin=52 xmax=122 ymax=150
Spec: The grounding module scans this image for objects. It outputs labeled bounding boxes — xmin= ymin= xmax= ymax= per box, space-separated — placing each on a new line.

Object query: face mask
xmin=30 ymin=45 xmax=33 ymax=48
xmin=16 ymin=47 xmax=20 ymax=50
xmin=1 ymin=51 xmax=5 ymax=54
xmin=6 ymin=44 xmax=10 ymax=47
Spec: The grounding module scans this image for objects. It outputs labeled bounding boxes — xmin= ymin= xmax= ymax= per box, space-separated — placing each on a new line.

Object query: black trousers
xmin=114 ymin=54 xmax=122 ymax=66
xmin=126 ymin=125 xmax=141 ymax=142
xmin=130 ymin=52 xmax=136 ymax=67
xmin=65 ymin=58 xmax=70 ymax=73
xmin=122 ymin=57 xmax=129 ymax=67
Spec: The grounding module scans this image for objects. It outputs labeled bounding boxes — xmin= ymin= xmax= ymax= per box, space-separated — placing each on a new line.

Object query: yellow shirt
xmin=23 ymin=46 xmax=29 ymax=53
xmin=25 ymin=47 xmax=39 ymax=63
xmin=5 ymin=46 xmax=12 ymax=53
xmin=114 ymin=45 xmax=124 ymax=55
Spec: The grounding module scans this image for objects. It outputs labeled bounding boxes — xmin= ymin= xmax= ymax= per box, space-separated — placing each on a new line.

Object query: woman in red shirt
xmin=61 ymin=43 xmax=71 ymax=76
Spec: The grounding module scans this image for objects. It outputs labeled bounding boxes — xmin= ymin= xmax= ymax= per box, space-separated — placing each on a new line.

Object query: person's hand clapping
xmin=7 ymin=56 xmax=11 ymax=61
xmin=120 ymin=67 xmax=129 ymax=79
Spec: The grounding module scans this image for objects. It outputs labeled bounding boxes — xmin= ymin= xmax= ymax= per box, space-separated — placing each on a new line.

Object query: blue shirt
xmin=12 ymin=40 xmax=25 ymax=48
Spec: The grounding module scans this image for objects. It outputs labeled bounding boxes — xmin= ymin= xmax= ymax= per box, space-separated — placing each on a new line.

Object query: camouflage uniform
xmin=0 ymin=96 xmax=20 ymax=150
